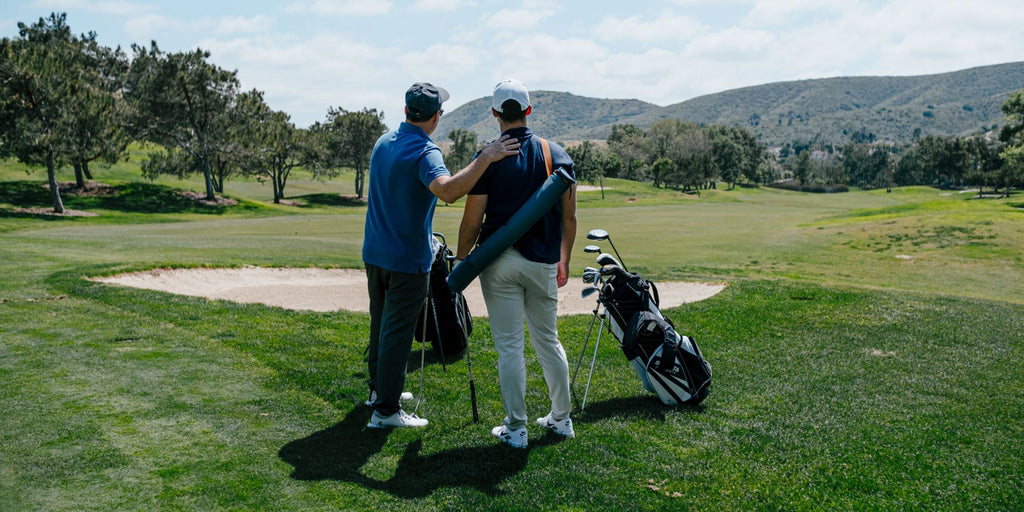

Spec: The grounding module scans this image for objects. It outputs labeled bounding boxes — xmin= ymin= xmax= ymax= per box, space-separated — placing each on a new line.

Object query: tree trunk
xmin=355 ymin=167 xmax=365 ymax=199
xmin=74 ymin=160 xmax=86 ymax=188
xmin=82 ymin=159 xmax=93 ymax=180
xmin=46 ymin=151 xmax=65 ymax=214
xmin=201 ymin=156 xmax=216 ymax=200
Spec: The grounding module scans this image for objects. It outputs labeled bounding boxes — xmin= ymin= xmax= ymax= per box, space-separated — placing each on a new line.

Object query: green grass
xmin=2 ymin=166 xmax=1023 ymax=511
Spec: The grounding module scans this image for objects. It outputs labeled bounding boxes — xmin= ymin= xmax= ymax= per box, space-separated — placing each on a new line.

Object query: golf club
xmin=581 ymin=286 xmax=599 ymax=298
xmin=587 ymin=228 xmax=628 ymax=271
xmin=583 ymin=244 xmax=601 ymax=254
xmin=595 ymin=252 xmax=622 ymax=270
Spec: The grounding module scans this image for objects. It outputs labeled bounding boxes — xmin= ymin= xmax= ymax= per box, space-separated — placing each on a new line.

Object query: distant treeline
xmin=521 ymin=94 xmax=1024 ymax=196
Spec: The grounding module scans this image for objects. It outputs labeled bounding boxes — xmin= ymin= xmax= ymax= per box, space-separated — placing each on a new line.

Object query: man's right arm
xmin=429 ymin=135 xmax=519 ymax=204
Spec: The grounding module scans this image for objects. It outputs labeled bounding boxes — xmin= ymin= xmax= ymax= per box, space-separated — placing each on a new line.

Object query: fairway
xmin=2 ymin=175 xmax=1023 ymax=511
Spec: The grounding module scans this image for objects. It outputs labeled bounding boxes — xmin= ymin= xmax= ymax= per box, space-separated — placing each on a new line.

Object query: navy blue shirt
xmin=469 ymin=127 xmax=575 ymax=264
xmin=362 ymin=122 xmax=449 ymax=273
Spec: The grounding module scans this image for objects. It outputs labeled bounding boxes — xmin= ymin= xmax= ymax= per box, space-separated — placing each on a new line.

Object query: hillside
xmin=436 ymin=61 xmax=1024 ymax=146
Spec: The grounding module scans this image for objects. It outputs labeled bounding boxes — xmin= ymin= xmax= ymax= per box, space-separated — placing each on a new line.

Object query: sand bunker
xmin=91 ymin=267 xmax=725 ymax=317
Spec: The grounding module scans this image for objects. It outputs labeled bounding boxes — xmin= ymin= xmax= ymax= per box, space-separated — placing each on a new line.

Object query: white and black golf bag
xmin=600 ymin=271 xmax=711 ymax=406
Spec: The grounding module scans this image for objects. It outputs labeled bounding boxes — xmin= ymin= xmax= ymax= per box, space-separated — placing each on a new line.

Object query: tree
xmin=566 ymin=140 xmax=609 ymax=198
xmin=607 ymin=124 xmax=648 ymax=181
xmin=317 ymin=107 xmax=386 ymax=199
xmin=0 ymin=13 xmax=122 ymax=213
xmin=650 ymin=157 xmax=673 ymax=189
xmin=125 ymin=42 xmax=239 ymax=200
xmin=235 ymin=92 xmax=312 ymax=203
xmin=445 ymin=128 xmax=477 ymax=171
xmin=998 ymin=89 xmax=1024 ymax=196
xmin=67 ymin=35 xmax=129 ymax=188
xmin=793 ymin=150 xmax=812 ymax=186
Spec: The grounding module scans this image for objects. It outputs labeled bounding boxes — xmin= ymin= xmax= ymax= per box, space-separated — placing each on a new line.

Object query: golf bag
xmin=415 ymin=233 xmax=472 ymax=361
xmin=600 ymin=271 xmax=711 ymax=406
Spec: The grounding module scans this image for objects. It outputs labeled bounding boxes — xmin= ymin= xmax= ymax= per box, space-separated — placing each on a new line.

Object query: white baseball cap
xmin=491 ymin=79 xmax=530 ymax=112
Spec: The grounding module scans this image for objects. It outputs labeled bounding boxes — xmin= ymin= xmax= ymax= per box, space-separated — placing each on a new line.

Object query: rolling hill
xmin=435 ymin=61 xmax=1024 ymax=146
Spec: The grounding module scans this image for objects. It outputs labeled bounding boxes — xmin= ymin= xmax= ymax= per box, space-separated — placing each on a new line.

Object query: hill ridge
xmin=435 ymin=61 xmax=1024 ymax=146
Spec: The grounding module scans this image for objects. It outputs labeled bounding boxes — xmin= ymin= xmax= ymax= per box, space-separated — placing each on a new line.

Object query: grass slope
xmin=1 ymin=172 xmax=1023 ymax=510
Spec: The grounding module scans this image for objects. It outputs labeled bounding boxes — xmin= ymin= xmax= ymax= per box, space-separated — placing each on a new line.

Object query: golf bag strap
xmin=648 ymin=280 xmax=660 ymax=308
xmin=539 ymin=137 xmax=552 ymax=177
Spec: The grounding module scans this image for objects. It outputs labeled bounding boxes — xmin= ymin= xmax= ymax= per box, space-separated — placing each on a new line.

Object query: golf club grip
xmin=469 ymin=379 xmax=479 ymax=422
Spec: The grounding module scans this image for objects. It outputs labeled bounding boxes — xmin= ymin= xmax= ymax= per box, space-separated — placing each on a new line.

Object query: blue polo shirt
xmin=469 ymin=127 xmax=575 ymax=264
xmin=362 ymin=122 xmax=449 ymax=274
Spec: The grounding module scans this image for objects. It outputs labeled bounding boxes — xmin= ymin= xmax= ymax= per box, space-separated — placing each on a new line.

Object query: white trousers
xmin=480 ymin=248 xmax=572 ymax=430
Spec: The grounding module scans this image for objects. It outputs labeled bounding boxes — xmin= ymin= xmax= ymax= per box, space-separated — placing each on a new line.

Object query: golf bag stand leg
xmin=571 ymin=304 xmax=603 ymax=389
xmin=581 ymin=311 xmax=606 ymax=411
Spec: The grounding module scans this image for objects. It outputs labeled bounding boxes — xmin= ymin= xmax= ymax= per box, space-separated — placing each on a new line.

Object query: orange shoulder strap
xmin=539 ymin=137 xmax=552 ymax=176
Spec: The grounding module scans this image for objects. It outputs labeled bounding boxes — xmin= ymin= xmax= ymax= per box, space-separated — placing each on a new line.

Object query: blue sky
xmin=4 ymin=0 xmax=1024 ymax=130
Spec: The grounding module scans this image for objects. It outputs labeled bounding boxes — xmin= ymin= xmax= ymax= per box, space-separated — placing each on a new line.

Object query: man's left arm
xmin=556 ymin=184 xmax=577 ymax=288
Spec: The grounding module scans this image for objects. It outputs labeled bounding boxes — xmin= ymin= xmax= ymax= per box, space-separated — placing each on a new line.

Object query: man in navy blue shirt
xmin=363 ymin=82 xmax=518 ymax=429
xmin=456 ymin=79 xmax=577 ymax=448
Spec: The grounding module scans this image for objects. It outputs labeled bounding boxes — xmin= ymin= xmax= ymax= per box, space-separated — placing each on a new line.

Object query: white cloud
xmin=285 ymin=0 xmax=393 ymax=16
xmin=215 ymin=16 xmax=274 ymax=36
xmin=491 ymin=33 xmax=609 ymax=92
xmin=413 ymin=0 xmax=469 ymax=11
xmin=31 ymin=0 xmax=154 ymax=16
xmin=682 ymin=26 xmax=774 ymax=60
xmin=198 ymin=32 xmax=406 ymax=126
xmin=594 ymin=12 xmax=707 ymax=42
xmin=742 ymin=0 xmax=855 ymax=27
xmin=484 ymin=0 xmax=557 ymax=30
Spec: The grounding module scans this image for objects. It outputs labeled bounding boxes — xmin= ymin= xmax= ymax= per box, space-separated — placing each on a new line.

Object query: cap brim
xmin=436 ymin=86 xmax=450 ymax=103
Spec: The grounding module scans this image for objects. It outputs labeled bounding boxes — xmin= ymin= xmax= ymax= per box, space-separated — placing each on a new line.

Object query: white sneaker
xmin=365 ymin=390 xmax=415 ymax=406
xmin=536 ymin=413 xmax=575 ymax=438
xmin=491 ymin=425 xmax=528 ymax=449
xmin=367 ymin=409 xmax=428 ymax=428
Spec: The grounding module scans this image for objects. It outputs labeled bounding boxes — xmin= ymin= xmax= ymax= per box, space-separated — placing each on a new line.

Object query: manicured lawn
xmin=1 ymin=171 xmax=1022 ymax=510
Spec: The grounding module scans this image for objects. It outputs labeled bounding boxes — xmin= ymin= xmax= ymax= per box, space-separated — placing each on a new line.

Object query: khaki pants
xmin=480 ymin=248 xmax=571 ymax=430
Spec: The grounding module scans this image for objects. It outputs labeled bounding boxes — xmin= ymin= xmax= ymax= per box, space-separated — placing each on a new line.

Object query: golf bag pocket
xmin=622 ymin=311 xmax=712 ymax=406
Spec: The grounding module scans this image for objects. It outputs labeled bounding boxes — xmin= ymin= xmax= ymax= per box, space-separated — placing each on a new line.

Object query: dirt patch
xmin=12 ymin=207 xmax=98 ymax=217
xmin=91 ymin=267 xmax=727 ymax=317
xmin=177 ymin=191 xmax=238 ymax=206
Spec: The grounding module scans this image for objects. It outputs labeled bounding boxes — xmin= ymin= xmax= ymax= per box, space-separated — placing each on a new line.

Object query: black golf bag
xmin=599 ymin=271 xmax=711 ymax=406
xmin=415 ymin=233 xmax=472 ymax=362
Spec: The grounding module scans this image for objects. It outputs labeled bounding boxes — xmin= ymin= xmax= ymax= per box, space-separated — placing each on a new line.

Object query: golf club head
xmin=583 ymin=245 xmax=601 ymax=254
xmin=595 ymin=252 xmax=621 ymax=269
xmin=581 ymin=286 xmax=599 ymax=299
xmin=582 ymin=271 xmax=599 ymax=284
xmin=586 ymin=228 xmax=609 ymax=242
xmin=599 ymin=264 xmax=626 ymax=280
xmin=601 ymin=282 xmax=614 ymax=298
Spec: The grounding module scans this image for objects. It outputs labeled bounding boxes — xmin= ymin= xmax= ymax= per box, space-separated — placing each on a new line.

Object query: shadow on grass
xmin=294 ymin=193 xmax=366 ymax=208
xmin=0 ymin=180 xmax=256 ymax=214
xmin=574 ymin=395 xmax=707 ymax=423
xmin=279 ymin=407 xmax=557 ymax=498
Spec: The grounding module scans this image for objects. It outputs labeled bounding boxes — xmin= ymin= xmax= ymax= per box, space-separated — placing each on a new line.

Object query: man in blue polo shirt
xmin=364 ymin=82 xmax=519 ymax=429
xmin=456 ymin=79 xmax=577 ymax=448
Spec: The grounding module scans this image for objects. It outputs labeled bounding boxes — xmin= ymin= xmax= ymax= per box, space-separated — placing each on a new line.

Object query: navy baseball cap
xmin=405 ymin=82 xmax=450 ymax=121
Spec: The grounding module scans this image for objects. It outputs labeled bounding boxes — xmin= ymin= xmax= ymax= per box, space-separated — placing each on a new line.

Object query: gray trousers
xmin=480 ymin=248 xmax=572 ymax=430
xmin=365 ymin=263 xmax=428 ymax=416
